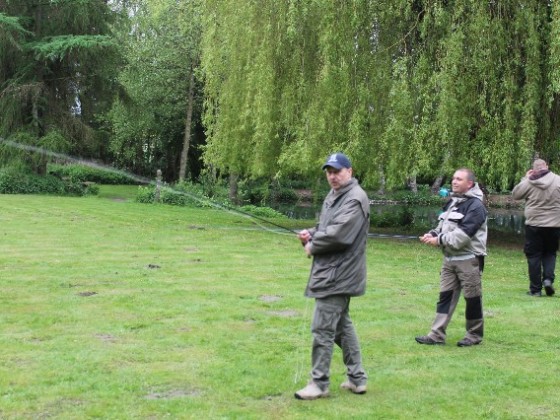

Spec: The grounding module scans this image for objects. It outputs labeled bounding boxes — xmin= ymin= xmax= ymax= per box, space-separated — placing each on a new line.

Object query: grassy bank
xmin=0 ymin=191 xmax=558 ymax=419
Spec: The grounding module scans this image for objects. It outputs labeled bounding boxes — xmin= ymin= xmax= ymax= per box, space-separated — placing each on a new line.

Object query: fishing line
xmin=2 ymin=137 xmax=422 ymax=385
xmin=0 ymin=137 xmax=300 ymax=236
xmin=1 ymin=137 xmax=423 ymax=241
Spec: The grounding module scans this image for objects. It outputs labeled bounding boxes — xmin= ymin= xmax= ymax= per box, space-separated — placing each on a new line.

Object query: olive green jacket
xmin=305 ymin=178 xmax=370 ymax=298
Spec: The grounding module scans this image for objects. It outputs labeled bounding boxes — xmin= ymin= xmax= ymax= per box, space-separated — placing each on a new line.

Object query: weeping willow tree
xmin=0 ymin=0 xmax=122 ymax=173
xmin=201 ymin=0 xmax=391 ymax=186
xmin=201 ymin=0 xmax=560 ymax=192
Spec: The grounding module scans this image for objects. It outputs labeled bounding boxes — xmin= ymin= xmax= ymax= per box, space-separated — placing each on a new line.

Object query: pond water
xmin=414 ymin=206 xmax=525 ymax=234
xmin=274 ymin=203 xmax=525 ymax=235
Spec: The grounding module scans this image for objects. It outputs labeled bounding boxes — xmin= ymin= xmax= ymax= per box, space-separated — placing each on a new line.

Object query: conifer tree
xmin=0 ymin=0 xmax=122 ymax=172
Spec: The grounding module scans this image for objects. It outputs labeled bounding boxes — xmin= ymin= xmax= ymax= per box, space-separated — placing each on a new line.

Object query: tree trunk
xmin=431 ymin=175 xmax=444 ymax=194
xmin=229 ymin=173 xmax=239 ymax=204
xmin=179 ymin=69 xmax=195 ymax=182
xmin=376 ymin=166 xmax=386 ymax=195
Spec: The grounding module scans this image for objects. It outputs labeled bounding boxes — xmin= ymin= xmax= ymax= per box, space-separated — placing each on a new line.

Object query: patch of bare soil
xmin=267 ymin=310 xmax=299 ymax=318
xmin=95 ymin=333 xmax=117 ymax=343
xmin=145 ymin=389 xmax=200 ymax=400
xmin=77 ymin=291 xmax=97 ymax=297
xmin=259 ymin=295 xmax=282 ymax=303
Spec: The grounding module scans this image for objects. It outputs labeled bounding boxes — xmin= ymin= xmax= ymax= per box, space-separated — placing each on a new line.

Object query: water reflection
xmin=412 ymin=206 xmax=525 ymax=234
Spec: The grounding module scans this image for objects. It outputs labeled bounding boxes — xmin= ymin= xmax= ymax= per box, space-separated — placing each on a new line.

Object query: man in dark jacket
xmin=512 ymin=159 xmax=560 ymax=296
xmin=294 ymin=153 xmax=370 ymax=400
xmin=415 ymin=168 xmax=488 ymax=347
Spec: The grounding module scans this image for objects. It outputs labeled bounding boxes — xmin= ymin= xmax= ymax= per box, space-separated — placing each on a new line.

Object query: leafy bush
xmin=48 ymin=163 xmax=137 ymax=185
xmin=160 ymin=188 xmax=191 ymax=206
xmin=238 ymin=178 xmax=300 ymax=205
xmin=136 ymin=184 xmax=216 ymax=207
xmin=238 ymin=205 xmax=286 ymax=219
xmin=135 ymin=184 xmax=285 ymax=220
xmin=370 ymin=206 xmax=415 ymax=228
xmin=135 ymin=186 xmax=156 ymax=203
xmin=0 ymin=166 xmax=95 ymax=196
xmin=197 ymin=170 xmax=229 ymax=199
xmin=286 ymin=178 xmax=314 ymax=189
xmin=400 ymin=192 xmax=443 ymax=207
xmin=238 ymin=179 xmax=268 ymax=204
xmin=267 ymin=187 xmax=299 ymax=204
xmin=370 ymin=186 xmax=443 ymax=207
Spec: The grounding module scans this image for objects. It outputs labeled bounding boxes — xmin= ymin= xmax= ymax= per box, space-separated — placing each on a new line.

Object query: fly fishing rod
xmin=0 ymin=137 xmax=301 ymax=235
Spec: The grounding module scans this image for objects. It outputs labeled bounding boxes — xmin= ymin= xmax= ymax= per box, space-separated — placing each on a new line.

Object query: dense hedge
xmin=370 ymin=206 xmax=416 ymax=228
xmin=136 ymin=181 xmax=218 ymax=207
xmin=238 ymin=178 xmax=300 ymax=205
xmin=48 ymin=163 xmax=138 ymax=185
xmin=0 ymin=167 xmax=98 ymax=196
xmin=135 ymin=184 xmax=286 ymax=219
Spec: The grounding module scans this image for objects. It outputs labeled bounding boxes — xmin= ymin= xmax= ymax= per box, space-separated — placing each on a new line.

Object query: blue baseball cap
xmin=322 ymin=153 xmax=352 ymax=170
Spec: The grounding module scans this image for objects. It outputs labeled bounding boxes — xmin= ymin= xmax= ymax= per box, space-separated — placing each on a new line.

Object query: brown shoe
xmin=294 ymin=382 xmax=329 ymax=400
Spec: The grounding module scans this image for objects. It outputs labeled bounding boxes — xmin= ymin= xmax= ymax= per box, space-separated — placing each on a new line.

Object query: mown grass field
xmin=1 ymin=187 xmax=559 ymax=419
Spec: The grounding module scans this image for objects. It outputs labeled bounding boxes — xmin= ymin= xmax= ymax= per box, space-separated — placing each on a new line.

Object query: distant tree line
xmin=2 ymin=0 xmax=560 ymax=192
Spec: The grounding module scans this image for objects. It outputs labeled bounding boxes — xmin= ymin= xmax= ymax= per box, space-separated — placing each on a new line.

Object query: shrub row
xmin=135 ymin=184 xmax=286 ymax=219
xmin=48 ymin=163 xmax=137 ymax=185
xmin=0 ymin=167 xmax=98 ymax=196
xmin=370 ymin=206 xmax=416 ymax=228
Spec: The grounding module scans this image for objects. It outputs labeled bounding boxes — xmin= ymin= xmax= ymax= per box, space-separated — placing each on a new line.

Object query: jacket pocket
xmin=309 ymin=263 xmax=338 ymax=293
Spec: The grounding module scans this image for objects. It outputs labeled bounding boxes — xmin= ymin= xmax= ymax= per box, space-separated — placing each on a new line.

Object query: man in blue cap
xmin=294 ymin=153 xmax=370 ymax=400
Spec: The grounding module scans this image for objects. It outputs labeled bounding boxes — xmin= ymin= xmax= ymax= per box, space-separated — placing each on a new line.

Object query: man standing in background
xmin=512 ymin=159 xmax=560 ymax=297
xmin=415 ymin=168 xmax=487 ymax=347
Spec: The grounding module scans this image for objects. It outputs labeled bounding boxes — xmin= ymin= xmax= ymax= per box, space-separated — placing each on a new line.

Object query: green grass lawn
xmin=96 ymin=184 xmax=141 ymax=201
xmin=0 ymin=190 xmax=558 ymax=419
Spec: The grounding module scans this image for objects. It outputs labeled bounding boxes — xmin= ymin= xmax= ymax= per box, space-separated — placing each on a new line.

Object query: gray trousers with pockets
xmin=310 ymin=295 xmax=367 ymax=390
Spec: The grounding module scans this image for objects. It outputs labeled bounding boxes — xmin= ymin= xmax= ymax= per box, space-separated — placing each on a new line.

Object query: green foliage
xmin=0 ymin=1 xmax=122 ymax=165
xmin=6 ymin=0 xmax=560 ymax=194
xmin=48 ymin=164 xmax=137 ymax=185
xmin=267 ymin=187 xmax=299 ymax=204
xmin=135 ymin=182 xmax=218 ymax=207
xmin=28 ymin=35 xmax=115 ymax=61
xmin=238 ymin=178 xmax=300 ymax=205
xmin=0 ymin=12 xmax=32 ymax=36
xmin=369 ymin=185 xmax=444 ymax=207
xmin=370 ymin=206 xmax=415 ymax=228
xmin=394 ymin=193 xmax=443 ymax=207
xmin=238 ymin=204 xmax=285 ymax=219
xmin=159 ymin=188 xmax=192 ymax=206
xmin=201 ymin=1 xmax=560 ymax=192
xmin=135 ymin=182 xmax=285 ymax=221
xmin=0 ymin=166 xmax=95 ymax=196
xmin=135 ymin=186 xmax=156 ymax=203
xmin=107 ymin=0 xmax=204 ymax=180
xmin=238 ymin=179 xmax=268 ymax=205
xmin=196 ymin=169 xmax=227 ymax=199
